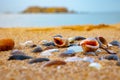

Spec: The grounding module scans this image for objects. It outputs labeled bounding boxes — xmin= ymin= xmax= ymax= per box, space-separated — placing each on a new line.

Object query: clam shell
xmin=80 ymin=38 xmax=99 ymax=52
xmin=53 ymin=37 xmax=69 ymax=47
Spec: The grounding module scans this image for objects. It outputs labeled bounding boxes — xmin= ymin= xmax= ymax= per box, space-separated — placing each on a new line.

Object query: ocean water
xmin=0 ymin=13 xmax=120 ymax=27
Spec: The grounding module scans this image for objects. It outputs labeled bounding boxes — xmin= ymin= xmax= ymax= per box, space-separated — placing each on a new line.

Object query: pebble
xmin=65 ymin=57 xmax=83 ymax=62
xmin=89 ymin=62 xmax=102 ymax=70
xmin=68 ymin=37 xmax=75 ymax=43
xmin=32 ymin=46 xmax=43 ymax=53
xmin=110 ymin=40 xmax=120 ymax=47
xmin=74 ymin=36 xmax=86 ymax=41
xmin=40 ymin=49 xmax=59 ymax=56
xmin=67 ymin=46 xmax=83 ymax=53
xmin=42 ymin=60 xmax=66 ymax=67
xmin=29 ymin=58 xmax=50 ymax=64
xmin=8 ymin=55 xmax=33 ymax=60
xmin=0 ymin=38 xmax=14 ymax=51
xmin=59 ymin=49 xmax=75 ymax=57
xmin=83 ymin=57 xmax=94 ymax=63
xmin=104 ymin=54 xmax=119 ymax=60
xmin=42 ymin=42 xmax=55 ymax=46
xmin=11 ymin=49 xmax=25 ymax=55
xmin=53 ymin=35 xmax=63 ymax=38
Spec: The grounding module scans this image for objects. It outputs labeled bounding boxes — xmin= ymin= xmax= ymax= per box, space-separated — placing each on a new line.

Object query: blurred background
xmin=0 ymin=0 xmax=120 ymax=27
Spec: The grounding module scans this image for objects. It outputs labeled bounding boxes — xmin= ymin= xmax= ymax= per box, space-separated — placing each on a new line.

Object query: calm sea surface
xmin=0 ymin=13 xmax=120 ymax=27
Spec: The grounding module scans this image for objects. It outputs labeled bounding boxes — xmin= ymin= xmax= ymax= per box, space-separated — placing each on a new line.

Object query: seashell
xmin=8 ymin=55 xmax=33 ymax=60
xmin=29 ymin=58 xmax=50 ymax=64
xmin=53 ymin=37 xmax=69 ymax=47
xmin=83 ymin=57 xmax=94 ymax=63
xmin=59 ymin=49 xmax=75 ymax=57
xmin=32 ymin=46 xmax=43 ymax=53
xmin=104 ymin=54 xmax=119 ymax=60
xmin=95 ymin=37 xmax=108 ymax=48
xmin=89 ymin=62 xmax=102 ymax=70
xmin=0 ymin=38 xmax=14 ymax=51
xmin=80 ymin=38 xmax=99 ymax=52
xmin=67 ymin=46 xmax=83 ymax=53
xmin=19 ymin=40 xmax=35 ymax=48
xmin=109 ymin=40 xmax=120 ymax=47
xmin=42 ymin=60 xmax=66 ymax=67
xmin=65 ymin=57 xmax=83 ymax=62
xmin=74 ymin=36 xmax=86 ymax=41
xmin=11 ymin=49 xmax=25 ymax=55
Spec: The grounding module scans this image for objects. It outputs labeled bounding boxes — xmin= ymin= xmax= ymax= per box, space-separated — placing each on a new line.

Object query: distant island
xmin=22 ymin=6 xmax=76 ymax=13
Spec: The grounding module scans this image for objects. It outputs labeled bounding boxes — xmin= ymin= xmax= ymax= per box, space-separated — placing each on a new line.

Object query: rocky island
xmin=22 ymin=6 xmax=75 ymax=13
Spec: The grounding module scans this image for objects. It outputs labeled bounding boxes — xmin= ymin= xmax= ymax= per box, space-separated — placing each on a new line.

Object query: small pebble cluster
xmin=0 ymin=35 xmax=120 ymax=70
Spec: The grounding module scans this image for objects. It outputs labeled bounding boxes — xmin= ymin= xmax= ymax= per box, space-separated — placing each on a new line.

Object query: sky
xmin=0 ymin=0 xmax=120 ymax=13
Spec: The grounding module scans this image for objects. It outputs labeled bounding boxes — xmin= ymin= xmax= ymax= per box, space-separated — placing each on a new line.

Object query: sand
xmin=0 ymin=24 xmax=120 ymax=80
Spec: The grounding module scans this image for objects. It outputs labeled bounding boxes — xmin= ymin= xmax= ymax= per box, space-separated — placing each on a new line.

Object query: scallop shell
xmin=80 ymin=38 xmax=99 ymax=52
xmin=53 ymin=37 xmax=69 ymax=47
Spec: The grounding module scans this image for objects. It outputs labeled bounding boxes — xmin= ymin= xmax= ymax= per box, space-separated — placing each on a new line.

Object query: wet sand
xmin=0 ymin=24 xmax=120 ymax=80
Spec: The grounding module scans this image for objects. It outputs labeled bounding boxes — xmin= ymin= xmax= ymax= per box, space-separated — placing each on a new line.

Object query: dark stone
xmin=110 ymin=41 xmax=120 ymax=47
xmin=32 ymin=46 xmax=43 ymax=53
xmin=29 ymin=58 xmax=50 ymax=64
xmin=105 ymin=54 xmax=119 ymax=60
xmin=74 ymin=36 xmax=86 ymax=41
xmin=42 ymin=42 xmax=55 ymax=46
xmin=30 ymin=44 xmax=37 ymax=48
xmin=8 ymin=55 xmax=33 ymax=60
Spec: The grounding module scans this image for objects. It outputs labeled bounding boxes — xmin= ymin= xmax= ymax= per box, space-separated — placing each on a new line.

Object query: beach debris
xmin=0 ymin=38 xmax=14 ymax=51
xmin=8 ymin=55 xmax=33 ymax=60
xmin=42 ymin=60 xmax=66 ymax=67
xmin=83 ymin=57 xmax=94 ymax=63
xmin=32 ymin=46 xmax=43 ymax=53
xmin=67 ymin=46 xmax=83 ymax=53
xmin=10 ymin=49 xmax=25 ymax=55
xmin=65 ymin=57 xmax=83 ymax=62
xmin=19 ymin=40 xmax=35 ymax=48
xmin=109 ymin=40 xmax=120 ymax=47
xmin=104 ymin=54 xmax=119 ymax=60
xmin=40 ymin=49 xmax=59 ymax=56
xmin=53 ymin=36 xmax=69 ymax=47
xmin=89 ymin=62 xmax=102 ymax=70
xmin=116 ymin=61 xmax=120 ymax=66
xmin=74 ymin=36 xmax=86 ymax=41
xmin=80 ymin=38 xmax=99 ymax=52
xmin=29 ymin=58 xmax=50 ymax=64
xmin=59 ymin=49 xmax=75 ymax=57
xmin=84 ymin=52 xmax=98 ymax=56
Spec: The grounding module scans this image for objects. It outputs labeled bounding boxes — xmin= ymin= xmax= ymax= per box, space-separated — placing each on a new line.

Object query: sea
xmin=0 ymin=13 xmax=120 ymax=27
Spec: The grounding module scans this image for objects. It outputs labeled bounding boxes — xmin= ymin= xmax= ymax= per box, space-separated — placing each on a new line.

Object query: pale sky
xmin=0 ymin=0 xmax=120 ymax=13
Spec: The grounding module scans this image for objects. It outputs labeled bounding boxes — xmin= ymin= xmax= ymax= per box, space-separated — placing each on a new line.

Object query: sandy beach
xmin=0 ymin=24 xmax=120 ymax=80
